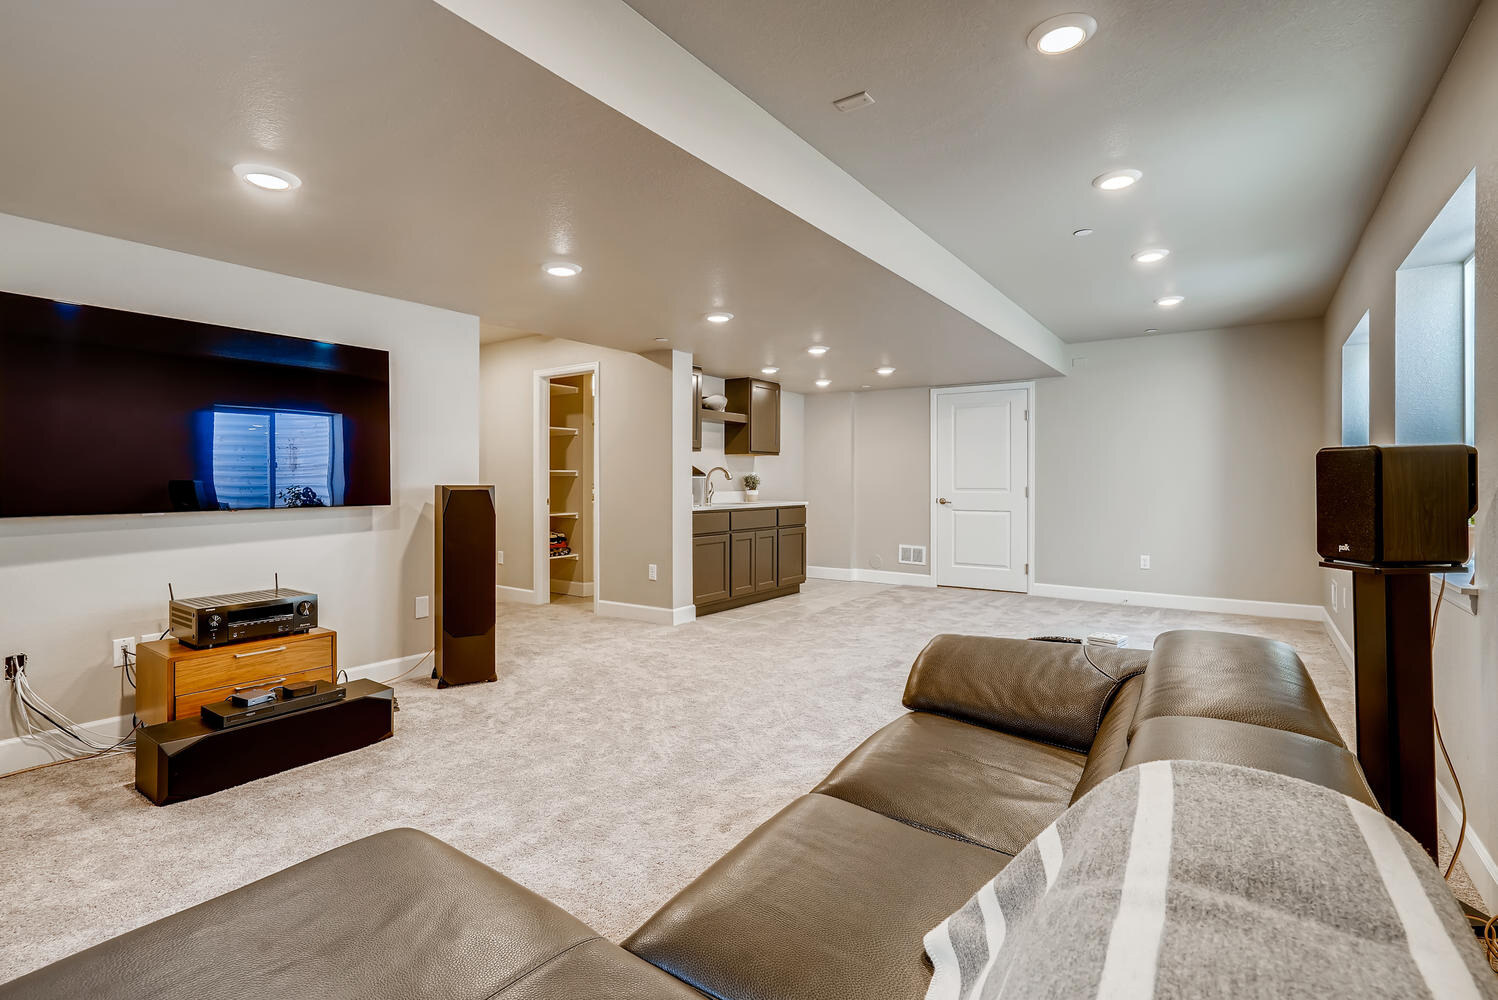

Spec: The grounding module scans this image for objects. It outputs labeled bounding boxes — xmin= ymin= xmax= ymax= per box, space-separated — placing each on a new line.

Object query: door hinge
xmin=1024 ymin=563 xmax=1030 ymax=575
xmin=1024 ymin=486 xmax=1029 ymax=499
xmin=1024 ymin=408 xmax=1029 ymax=421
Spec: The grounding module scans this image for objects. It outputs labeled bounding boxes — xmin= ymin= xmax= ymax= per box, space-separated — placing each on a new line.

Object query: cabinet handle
xmin=233 ymin=677 xmax=287 ymax=692
xmin=233 ymin=646 xmax=287 ymax=658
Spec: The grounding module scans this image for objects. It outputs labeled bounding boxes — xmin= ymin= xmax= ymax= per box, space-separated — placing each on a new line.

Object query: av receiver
xmin=169 ymin=588 xmax=318 ymax=649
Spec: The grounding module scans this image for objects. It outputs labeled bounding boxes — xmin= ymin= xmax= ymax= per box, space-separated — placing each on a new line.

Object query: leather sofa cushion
xmin=1131 ymin=630 xmax=1344 ymax=747
xmin=902 ymin=635 xmax=1149 ymax=753
xmin=1069 ymin=673 xmax=1143 ymax=804
xmin=1123 ymin=715 xmax=1377 ymax=807
xmin=814 ymin=711 xmax=1084 ymax=854
xmin=0 ymin=828 xmax=703 ymax=1000
xmin=624 ymin=793 xmax=1005 ymax=1000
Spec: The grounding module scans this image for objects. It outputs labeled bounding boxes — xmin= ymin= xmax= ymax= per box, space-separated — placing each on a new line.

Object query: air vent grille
xmin=898 ymin=544 xmax=927 ymax=566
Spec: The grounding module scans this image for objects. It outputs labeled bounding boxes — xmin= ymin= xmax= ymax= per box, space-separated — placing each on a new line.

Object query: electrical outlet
xmin=496 ymin=550 xmax=504 ymax=565
xmin=1139 ymin=555 xmax=1151 ymax=570
xmin=648 ymin=563 xmax=658 ymax=582
xmin=414 ymin=595 xmax=430 ymax=619
xmin=111 ymin=636 xmax=136 ymax=668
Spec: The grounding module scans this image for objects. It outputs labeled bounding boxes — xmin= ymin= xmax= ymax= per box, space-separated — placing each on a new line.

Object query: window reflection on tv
xmin=0 ymin=290 xmax=390 ymax=517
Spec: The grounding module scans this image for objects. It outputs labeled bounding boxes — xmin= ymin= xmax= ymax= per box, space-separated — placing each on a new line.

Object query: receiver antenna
xmin=168 ymin=582 xmax=175 ymax=602
xmin=274 ymin=572 xmax=279 ymax=595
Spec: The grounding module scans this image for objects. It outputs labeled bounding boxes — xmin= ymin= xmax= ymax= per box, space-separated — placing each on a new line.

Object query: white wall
xmin=0 ymin=214 xmax=480 ymax=750
xmin=1319 ymin=1 xmax=1498 ymax=905
xmin=694 ymin=373 xmax=805 ymax=501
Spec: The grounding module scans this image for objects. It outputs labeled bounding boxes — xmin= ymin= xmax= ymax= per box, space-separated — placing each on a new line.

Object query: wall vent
xmin=898 ymin=544 xmax=927 ymax=566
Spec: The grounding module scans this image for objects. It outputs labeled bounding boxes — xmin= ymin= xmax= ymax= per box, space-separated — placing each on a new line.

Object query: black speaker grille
xmin=442 ymin=490 xmax=496 ymax=638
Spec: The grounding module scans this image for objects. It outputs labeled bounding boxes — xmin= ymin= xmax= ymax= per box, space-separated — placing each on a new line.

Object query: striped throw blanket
xmin=924 ymin=760 xmax=1496 ymax=1000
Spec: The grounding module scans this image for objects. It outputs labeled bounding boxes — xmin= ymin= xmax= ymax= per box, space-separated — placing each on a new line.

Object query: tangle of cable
xmin=8 ymin=658 xmax=136 ymax=764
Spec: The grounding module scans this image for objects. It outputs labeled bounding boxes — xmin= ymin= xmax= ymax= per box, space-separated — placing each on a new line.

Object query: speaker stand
xmin=1322 ymin=560 xmax=1442 ymax=859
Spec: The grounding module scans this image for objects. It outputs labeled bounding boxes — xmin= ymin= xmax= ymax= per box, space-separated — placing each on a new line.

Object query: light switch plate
xmin=1139 ymin=555 xmax=1151 ymax=570
xmin=496 ymin=550 xmax=504 ymax=565
xmin=648 ymin=563 xmax=658 ymax=582
xmin=415 ymin=595 xmax=430 ymax=619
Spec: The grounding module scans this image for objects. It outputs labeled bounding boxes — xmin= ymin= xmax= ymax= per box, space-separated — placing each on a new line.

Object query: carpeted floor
xmin=0 ymin=581 xmax=1475 ymax=982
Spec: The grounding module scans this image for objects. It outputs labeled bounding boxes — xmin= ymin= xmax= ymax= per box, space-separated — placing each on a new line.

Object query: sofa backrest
xmin=1097 ymin=630 xmax=1376 ymax=807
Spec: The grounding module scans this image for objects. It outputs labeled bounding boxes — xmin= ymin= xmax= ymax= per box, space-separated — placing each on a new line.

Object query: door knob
xmin=937 ymin=497 xmax=951 ymax=505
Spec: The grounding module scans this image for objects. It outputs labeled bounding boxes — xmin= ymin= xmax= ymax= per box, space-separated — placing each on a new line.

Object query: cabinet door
xmin=692 ymin=367 xmax=702 ymax=452
xmin=777 ymin=525 xmax=806 ymax=587
xmin=749 ymin=381 xmax=780 ymax=454
xmin=754 ymin=528 xmax=779 ymax=591
xmin=693 ymin=532 xmax=731 ymax=606
xmin=729 ymin=531 xmax=757 ymax=598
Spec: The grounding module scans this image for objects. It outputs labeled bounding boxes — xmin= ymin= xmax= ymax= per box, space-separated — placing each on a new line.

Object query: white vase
xmin=744 ymin=490 xmax=759 ymax=502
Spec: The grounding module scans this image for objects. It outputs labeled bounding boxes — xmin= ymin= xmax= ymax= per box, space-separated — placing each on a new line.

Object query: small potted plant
xmin=742 ymin=473 xmax=761 ymax=503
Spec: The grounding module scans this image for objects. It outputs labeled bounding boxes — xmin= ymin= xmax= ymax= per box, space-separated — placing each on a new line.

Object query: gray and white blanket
xmin=924 ymin=760 xmax=1496 ymax=1000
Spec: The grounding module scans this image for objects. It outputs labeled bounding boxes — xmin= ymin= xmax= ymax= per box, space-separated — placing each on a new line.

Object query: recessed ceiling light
xmin=1155 ymin=295 xmax=1185 ymax=308
xmin=807 ymin=345 xmax=829 ymax=356
xmin=761 ymin=366 xmax=780 ymax=375
xmin=654 ymin=337 xmax=669 ymax=342
xmin=1028 ymin=13 xmax=1098 ymax=55
xmin=875 ymin=366 xmax=896 ymax=376
xmin=1133 ymin=248 xmax=1170 ymax=264
xmin=1072 ymin=228 xmax=1095 ymax=237
xmin=543 ymin=262 xmax=582 ymax=277
xmin=861 ymin=385 xmax=872 ymax=389
xmin=705 ymin=311 xmax=734 ymax=324
xmin=233 ymin=163 xmax=301 ymax=191
xmin=1145 ymin=328 xmax=1160 ymax=334
xmin=815 ymin=378 xmax=832 ymax=388
xmin=1092 ymin=168 xmax=1142 ymax=191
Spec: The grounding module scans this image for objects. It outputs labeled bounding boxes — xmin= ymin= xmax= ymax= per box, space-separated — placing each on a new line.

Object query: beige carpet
xmin=0 ymin=581 xmax=1470 ymax=982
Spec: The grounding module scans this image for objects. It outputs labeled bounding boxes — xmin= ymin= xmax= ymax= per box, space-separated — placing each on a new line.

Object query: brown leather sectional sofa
xmin=2 ymin=629 xmax=1370 ymax=999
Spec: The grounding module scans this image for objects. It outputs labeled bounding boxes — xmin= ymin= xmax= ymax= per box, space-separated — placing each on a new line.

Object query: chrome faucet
xmin=704 ymin=467 xmax=732 ymax=505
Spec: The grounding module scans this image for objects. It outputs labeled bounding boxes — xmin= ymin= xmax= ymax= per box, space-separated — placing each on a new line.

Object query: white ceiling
xmin=623 ymin=0 xmax=1478 ymax=342
xmin=0 ymin=0 xmax=1061 ymax=392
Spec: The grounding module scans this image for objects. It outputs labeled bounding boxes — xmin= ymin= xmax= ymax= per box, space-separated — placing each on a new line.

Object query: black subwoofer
xmin=1315 ymin=445 xmax=1475 ymax=565
xmin=435 ymin=485 xmax=497 ymax=686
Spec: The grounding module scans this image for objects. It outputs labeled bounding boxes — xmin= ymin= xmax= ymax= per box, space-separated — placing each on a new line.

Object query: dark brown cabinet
xmin=692 ymin=505 xmax=806 ymax=615
xmin=693 ymin=532 xmax=731 ymax=606
xmin=692 ymin=366 xmax=702 ymax=452
xmin=724 ymin=378 xmax=780 ymax=455
xmin=777 ymin=525 xmax=806 ymax=587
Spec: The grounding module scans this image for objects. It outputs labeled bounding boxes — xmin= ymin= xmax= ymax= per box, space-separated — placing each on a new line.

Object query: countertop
xmin=693 ymin=499 xmax=807 ymax=510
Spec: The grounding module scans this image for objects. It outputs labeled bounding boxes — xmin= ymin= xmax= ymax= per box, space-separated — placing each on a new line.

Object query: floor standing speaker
xmin=435 ymin=485 xmax=497 ymax=687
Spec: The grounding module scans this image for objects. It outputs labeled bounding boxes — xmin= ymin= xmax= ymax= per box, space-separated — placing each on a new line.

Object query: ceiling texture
xmin=624 ymin=0 xmax=1478 ymax=342
xmin=0 ymin=0 xmax=1064 ymax=392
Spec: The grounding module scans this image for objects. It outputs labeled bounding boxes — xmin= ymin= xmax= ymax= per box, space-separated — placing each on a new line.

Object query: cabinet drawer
xmin=777 ymin=505 xmax=805 ymax=526
xmin=730 ymin=508 xmax=777 ymax=530
xmin=694 ymin=510 xmax=731 ymax=535
xmin=174 ymin=664 xmax=335 ymax=721
xmin=175 ymin=634 xmax=335 ymax=696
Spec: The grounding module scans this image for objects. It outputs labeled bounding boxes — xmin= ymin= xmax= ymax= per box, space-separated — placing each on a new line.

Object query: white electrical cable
xmin=9 ymin=661 xmax=136 ymax=759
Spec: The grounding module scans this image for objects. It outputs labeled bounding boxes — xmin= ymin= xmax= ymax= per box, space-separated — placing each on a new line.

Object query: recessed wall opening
xmin=1395 ymin=169 xmax=1475 ymax=446
xmin=1341 ymin=312 xmax=1370 ymax=446
xmin=535 ymin=367 xmax=599 ymax=611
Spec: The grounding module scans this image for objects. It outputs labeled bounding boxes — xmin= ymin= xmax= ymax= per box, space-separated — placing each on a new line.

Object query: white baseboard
xmin=1029 ymin=582 xmax=1322 ymax=621
xmin=1320 ymin=608 xmax=1354 ymax=673
xmin=1438 ymin=780 xmax=1497 ymax=910
xmin=0 ymin=650 xmax=434 ymax=777
xmin=496 ymin=584 xmax=544 ymax=605
xmin=595 ymin=599 xmax=688 ymax=626
xmin=549 ymin=580 xmax=595 ymax=597
xmin=807 ymin=566 xmax=936 ymax=587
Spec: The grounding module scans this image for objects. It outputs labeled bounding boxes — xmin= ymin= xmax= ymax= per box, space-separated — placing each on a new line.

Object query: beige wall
xmin=694 ymin=373 xmax=805 ymax=501
xmin=479 ymin=336 xmax=677 ymax=612
xmin=1318 ymin=1 xmax=1498 ymax=904
xmin=803 ymin=393 xmax=855 ymax=568
xmin=1037 ymin=321 xmax=1324 ymax=605
xmin=0 ymin=214 xmax=480 ymax=749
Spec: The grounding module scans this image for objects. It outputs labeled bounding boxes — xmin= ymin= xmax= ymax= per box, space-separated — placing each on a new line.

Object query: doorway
xmin=533 ymin=365 xmax=599 ymax=610
xmin=931 ymin=384 xmax=1031 ymax=593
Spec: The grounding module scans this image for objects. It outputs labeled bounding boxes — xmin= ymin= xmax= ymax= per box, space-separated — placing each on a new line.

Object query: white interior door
xmin=934 ymin=386 xmax=1029 ymax=592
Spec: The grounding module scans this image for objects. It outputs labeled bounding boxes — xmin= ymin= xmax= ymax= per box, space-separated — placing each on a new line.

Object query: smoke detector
xmin=833 ymin=91 xmax=875 ymax=112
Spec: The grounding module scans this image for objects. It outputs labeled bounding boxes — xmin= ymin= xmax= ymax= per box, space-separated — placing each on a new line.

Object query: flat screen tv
xmin=0 ymin=289 xmax=391 ymax=517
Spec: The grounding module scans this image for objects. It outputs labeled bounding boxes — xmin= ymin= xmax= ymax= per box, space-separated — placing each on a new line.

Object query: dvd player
xmin=200 ymin=681 xmax=347 ymax=730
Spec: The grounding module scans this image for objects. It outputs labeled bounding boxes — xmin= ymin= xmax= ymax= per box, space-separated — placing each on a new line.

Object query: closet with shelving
xmin=547 ymin=374 xmax=594 ymax=602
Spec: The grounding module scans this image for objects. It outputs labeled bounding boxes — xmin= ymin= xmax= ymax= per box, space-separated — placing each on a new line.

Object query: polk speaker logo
xmin=1338 ymin=543 xmax=1350 ymax=553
